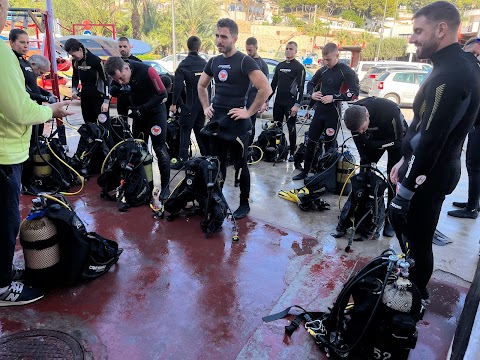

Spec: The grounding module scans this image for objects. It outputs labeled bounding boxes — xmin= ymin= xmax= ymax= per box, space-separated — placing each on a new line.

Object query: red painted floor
xmin=0 ymin=180 xmax=467 ymax=359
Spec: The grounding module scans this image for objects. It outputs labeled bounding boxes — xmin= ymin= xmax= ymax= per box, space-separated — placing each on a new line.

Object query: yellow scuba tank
xmin=32 ymin=145 xmax=52 ymax=182
xmin=336 ymin=148 xmax=355 ymax=195
xmin=140 ymin=143 xmax=153 ymax=189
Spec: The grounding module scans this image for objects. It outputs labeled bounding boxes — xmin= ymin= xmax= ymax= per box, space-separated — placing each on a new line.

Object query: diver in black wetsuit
xmin=245 ymin=37 xmax=269 ymax=146
xmin=447 ymin=36 xmax=480 ymax=219
xmin=269 ymin=41 xmax=305 ymax=161
xmin=64 ymin=38 xmax=109 ymax=125
xmin=170 ymin=36 xmax=208 ymax=169
xmin=105 ymin=57 xmax=171 ymax=198
xmin=198 ymin=18 xmax=271 ymax=220
xmin=293 ymin=42 xmax=359 ymax=180
xmin=344 ymin=97 xmax=408 ymax=237
xmin=389 ymin=1 xmax=480 ymax=300
xmin=116 ymin=37 xmax=142 ymax=119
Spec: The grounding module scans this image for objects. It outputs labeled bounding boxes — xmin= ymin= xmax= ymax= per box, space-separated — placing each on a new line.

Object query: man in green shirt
xmin=0 ymin=0 xmax=73 ymax=306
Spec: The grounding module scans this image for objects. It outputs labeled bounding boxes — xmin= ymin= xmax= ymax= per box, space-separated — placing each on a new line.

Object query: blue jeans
xmin=0 ymin=164 xmax=22 ymax=287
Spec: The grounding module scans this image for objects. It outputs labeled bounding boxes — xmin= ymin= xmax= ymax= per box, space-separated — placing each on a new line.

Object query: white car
xmin=156 ymin=53 xmax=210 ymax=73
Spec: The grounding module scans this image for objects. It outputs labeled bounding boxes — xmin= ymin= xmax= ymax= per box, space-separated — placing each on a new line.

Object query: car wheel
xmin=384 ymin=93 xmax=400 ymax=105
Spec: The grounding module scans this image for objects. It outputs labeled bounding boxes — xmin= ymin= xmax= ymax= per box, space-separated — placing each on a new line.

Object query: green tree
xmin=341 ymin=10 xmax=364 ymax=28
xmin=362 ymin=37 xmax=408 ymax=60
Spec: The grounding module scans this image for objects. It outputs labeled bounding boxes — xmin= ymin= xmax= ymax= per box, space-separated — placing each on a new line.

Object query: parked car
xmin=368 ymin=69 xmax=430 ymax=106
xmin=355 ymin=61 xmax=432 ymax=82
xmin=360 ymin=65 xmax=420 ymax=93
xmin=156 ymin=53 xmax=210 ymax=73
xmin=142 ymin=60 xmax=172 ymax=75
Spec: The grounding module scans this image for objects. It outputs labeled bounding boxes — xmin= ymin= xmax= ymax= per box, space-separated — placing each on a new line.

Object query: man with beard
xmin=117 ymin=37 xmax=142 ymax=120
xmin=198 ymin=18 xmax=271 ymax=219
xmin=389 ymin=1 xmax=480 ymax=301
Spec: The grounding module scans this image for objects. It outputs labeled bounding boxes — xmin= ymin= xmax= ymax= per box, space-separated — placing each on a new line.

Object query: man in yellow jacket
xmin=0 ymin=0 xmax=73 ymax=306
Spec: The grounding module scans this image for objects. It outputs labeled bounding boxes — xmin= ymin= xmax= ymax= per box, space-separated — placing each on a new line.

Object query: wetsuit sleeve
xmin=72 ymin=62 xmax=79 ymax=91
xmin=268 ymin=65 xmax=279 ymax=100
xmin=95 ymin=58 xmax=109 ymax=100
xmin=172 ymin=66 xmax=185 ymax=106
xmin=241 ymin=55 xmax=260 ymax=75
xmin=0 ymin=42 xmax=52 ymax=124
xmin=332 ymin=65 xmax=359 ymax=102
xmin=307 ymin=67 xmax=323 ymax=107
xmin=295 ymin=63 xmax=305 ymax=106
xmin=109 ymin=80 xmax=122 ymax=98
xmin=138 ymin=67 xmax=167 ymax=113
xmin=367 ymin=108 xmax=405 ymax=150
xmin=398 ymin=74 xmax=470 ymax=198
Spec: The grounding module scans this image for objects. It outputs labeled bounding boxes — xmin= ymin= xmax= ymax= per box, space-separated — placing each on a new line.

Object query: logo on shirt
xmin=151 ymin=125 xmax=162 ymax=136
xmin=25 ymin=66 xmax=33 ymax=72
xmin=218 ymin=64 xmax=231 ymax=69
xmin=218 ymin=69 xmax=228 ymax=82
xmin=78 ymin=65 xmax=92 ymax=71
xmin=280 ymin=69 xmax=291 ymax=73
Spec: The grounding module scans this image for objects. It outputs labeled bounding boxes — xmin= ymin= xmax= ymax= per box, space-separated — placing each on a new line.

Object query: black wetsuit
xmin=394 ymin=43 xmax=480 ymax=294
xmin=270 ymin=59 xmax=305 ymax=155
xmin=246 ymin=56 xmax=269 ymax=145
xmin=352 ymin=97 xmax=407 ymax=204
xmin=173 ymin=51 xmax=207 ymax=161
xmin=117 ymin=55 xmax=142 ymax=117
xmin=110 ymin=62 xmax=170 ymax=190
xmin=304 ymin=63 xmax=359 ymax=173
xmin=203 ymin=52 xmax=260 ymax=203
xmin=72 ymin=49 xmax=109 ymax=124
xmin=464 ymin=118 xmax=480 ymax=211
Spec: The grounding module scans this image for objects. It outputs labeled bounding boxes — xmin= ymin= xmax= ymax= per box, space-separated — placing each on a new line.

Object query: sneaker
xmin=11 ymin=267 xmax=25 ymax=281
xmin=292 ymin=170 xmax=308 ymax=181
xmin=447 ymin=209 xmax=478 ymax=219
xmin=233 ymin=203 xmax=250 ymax=219
xmin=452 ymin=202 xmax=480 ymax=211
xmin=383 ymin=222 xmax=395 ymax=237
xmin=288 ymin=155 xmax=295 ymax=162
xmin=0 ymin=281 xmax=44 ymax=307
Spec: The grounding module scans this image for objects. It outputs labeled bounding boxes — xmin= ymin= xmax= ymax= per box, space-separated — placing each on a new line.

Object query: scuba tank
xmin=32 ymin=141 xmax=53 ymax=186
xmin=336 ymin=147 xmax=355 ymax=195
xmin=140 ymin=144 xmax=154 ymax=191
xmin=19 ymin=197 xmax=62 ymax=287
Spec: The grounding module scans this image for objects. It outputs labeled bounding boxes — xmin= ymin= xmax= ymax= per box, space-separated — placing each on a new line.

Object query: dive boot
xmin=452 ymin=202 xmax=480 ymax=211
xmin=447 ymin=208 xmax=478 ymax=219
xmin=292 ymin=170 xmax=309 ymax=181
xmin=233 ymin=202 xmax=250 ymax=219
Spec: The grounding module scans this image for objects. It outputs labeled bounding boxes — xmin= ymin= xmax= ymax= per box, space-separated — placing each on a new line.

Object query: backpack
xmin=19 ymin=195 xmax=123 ymax=287
xmin=333 ymin=169 xmax=389 ymax=250
xmin=254 ymin=126 xmax=288 ymax=163
xmin=303 ymin=148 xmax=341 ymax=195
xmin=71 ymin=123 xmax=111 ymax=178
xmin=164 ymin=156 xmax=230 ymax=235
xmin=263 ymin=249 xmax=423 ymax=360
xmin=24 ymin=137 xmax=81 ymax=194
xmin=97 ymin=139 xmax=153 ymax=212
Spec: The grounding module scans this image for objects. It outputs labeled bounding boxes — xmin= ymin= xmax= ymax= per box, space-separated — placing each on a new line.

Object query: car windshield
xmin=377 ymin=72 xmax=390 ymax=81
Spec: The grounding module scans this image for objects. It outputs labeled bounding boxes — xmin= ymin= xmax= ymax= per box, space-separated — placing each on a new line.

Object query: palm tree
xmin=131 ymin=0 xmax=143 ymax=39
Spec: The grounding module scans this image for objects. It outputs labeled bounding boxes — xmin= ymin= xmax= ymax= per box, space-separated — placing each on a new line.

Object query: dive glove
xmin=128 ymin=107 xmax=142 ymax=119
xmin=388 ymin=194 xmax=410 ymax=235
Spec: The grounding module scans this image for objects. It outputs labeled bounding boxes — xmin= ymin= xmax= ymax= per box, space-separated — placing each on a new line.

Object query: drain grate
xmin=0 ymin=329 xmax=84 ymax=359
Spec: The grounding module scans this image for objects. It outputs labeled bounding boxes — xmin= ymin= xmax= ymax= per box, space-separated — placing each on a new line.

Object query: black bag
xmin=24 ymin=137 xmax=81 ymax=194
xmin=166 ymin=115 xmax=181 ymax=160
xmin=164 ymin=156 xmax=229 ymax=234
xmin=20 ymin=195 xmax=122 ymax=287
xmin=336 ymin=170 xmax=389 ymax=241
xmin=262 ymin=249 xmax=423 ymax=360
xmin=97 ymin=139 xmax=153 ymax=212
xmin=254 ymin=126 xmax=288 ymax=163
xmin=71 ymin=123 xmax=111 ymax=177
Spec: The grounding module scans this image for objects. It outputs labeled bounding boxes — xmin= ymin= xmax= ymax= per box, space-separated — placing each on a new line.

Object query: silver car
xmin=368 ymin=69 xmax=430 ymax=106
xmin=359 ymin=65 xmax=419 ymax=94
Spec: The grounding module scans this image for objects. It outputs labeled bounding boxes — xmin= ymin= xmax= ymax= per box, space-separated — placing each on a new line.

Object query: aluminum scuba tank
xmin=19 ymin=197 xmax=62 ymax=287
xmin=336 ymin=147 xmax=355 ymax=195
xmin=32 ymin=142 xmax=52 ymax=185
